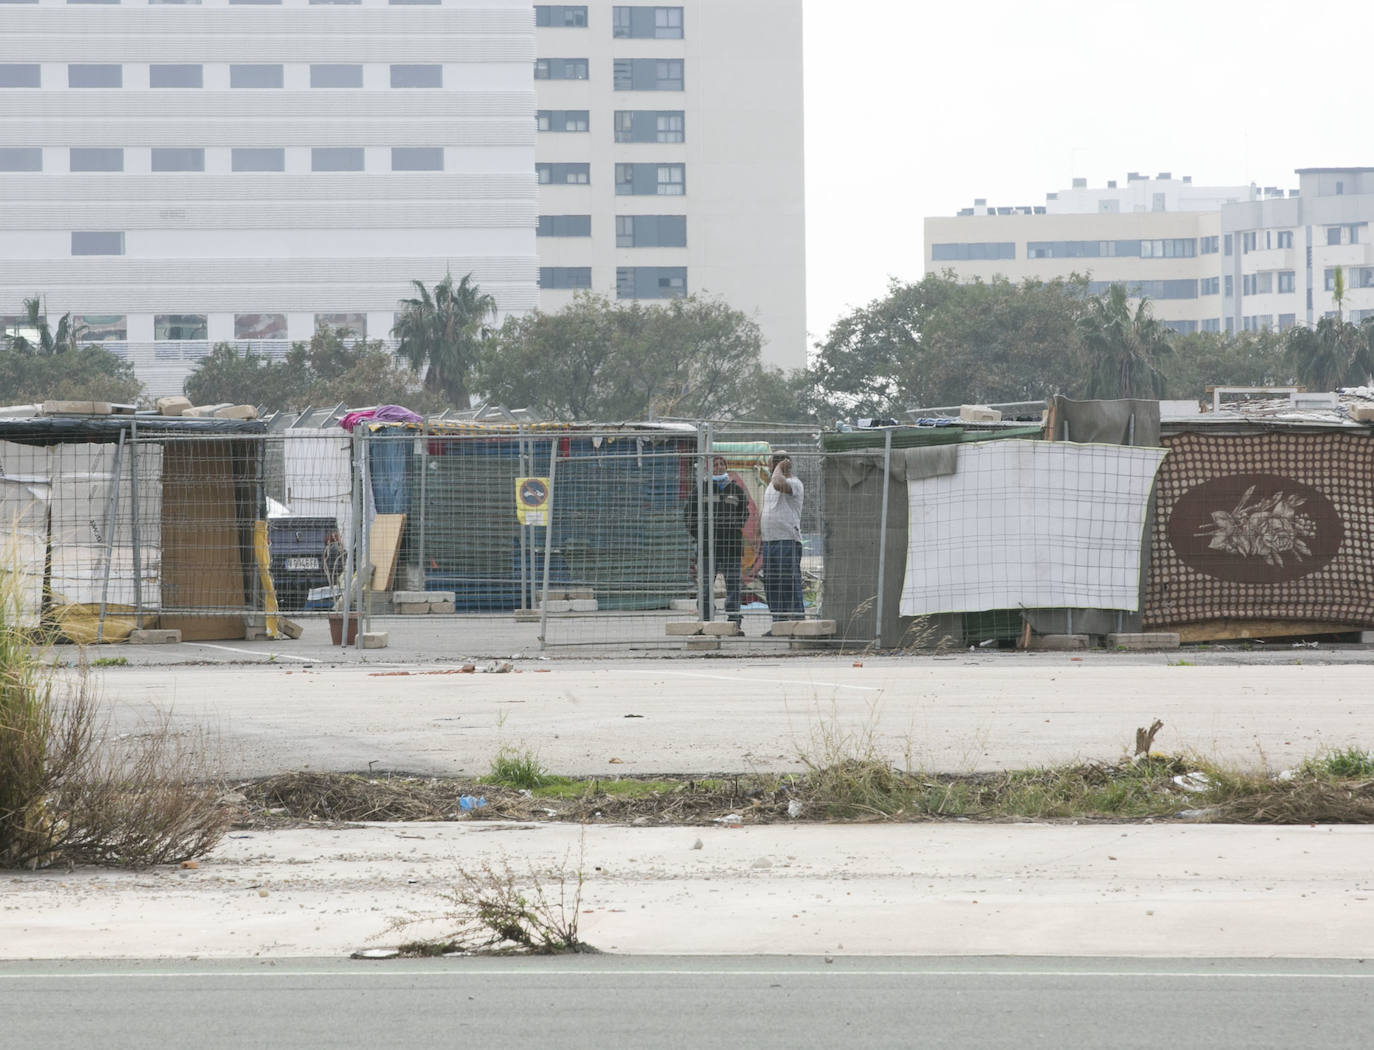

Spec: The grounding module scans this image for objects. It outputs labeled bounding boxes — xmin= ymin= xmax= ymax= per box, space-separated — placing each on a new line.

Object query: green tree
xmin=183 ymin=325 xmax=441 ymax=413
xmin=478 ymin=293 xmax=778 ymax=421
xmin=1 ymin=297 xmax=142 ymax=404
xmin=1163 ymin=329 xmax=1290 ymax=399
xmin=1077 ymin=283 xmax=1173 ymax=399
xmin=809 ymin=272 xmax=1088 ymax=419
xmin=392 ymin=273 xmax=496 ymax=410
xmin=1284 ymin=315 xmax=1372 ymax=391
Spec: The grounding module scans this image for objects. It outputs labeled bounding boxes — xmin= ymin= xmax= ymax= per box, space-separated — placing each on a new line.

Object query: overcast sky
xmin=801 ymin=0 xmax=1374 ymax=354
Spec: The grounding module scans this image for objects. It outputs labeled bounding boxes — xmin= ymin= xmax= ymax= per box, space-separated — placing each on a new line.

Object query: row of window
xmin=537 ymin=109 xmax=684 ymax=142
xmin=3 ymin=0 xmax=457 ymax=5
xmin=0 ymin=313 xmax=372 ymax=344
xmin=933 ymin=239 xmax=1201 ymax=261
xmin=1 ymin=146 xmax=446 ymax=172
xmin=535 ymin=58 xmax=684 ymax=91
xmin=540 ymin=266 xmax=686 ymax=298
xmin=536 ymin=161 xmax=685 ymax=196
xmin=0 ymin=63 xmax=446 ymax=89
xmin=1083 ymin=280 xmax=1199 ymax=300
xmin=537 ymin=214 xmax=686 ymax=247
xmin=536 ymin=5 xmax=684 ymax=39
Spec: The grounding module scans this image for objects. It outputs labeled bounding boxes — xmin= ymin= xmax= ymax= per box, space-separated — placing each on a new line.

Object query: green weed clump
xmin=485 ymin=746 xmax=552 ymax=790
xmin=1302 ymin=746 xmax=1374 ymax=779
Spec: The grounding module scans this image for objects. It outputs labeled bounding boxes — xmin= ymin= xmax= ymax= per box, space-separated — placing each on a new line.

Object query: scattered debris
xmin=351 ymin=948 xmax=399 ymax=960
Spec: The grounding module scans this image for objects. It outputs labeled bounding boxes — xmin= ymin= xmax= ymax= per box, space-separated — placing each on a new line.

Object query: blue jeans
xmin=762 ymin=540 xmax=803 ymax=620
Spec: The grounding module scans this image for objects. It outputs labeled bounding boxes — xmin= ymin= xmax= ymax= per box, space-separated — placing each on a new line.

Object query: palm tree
xmin=1077 ymin=283 xmax=1173 ymax=399
xmin=1285 ymin=314 xmax=1367 ymax=391
xmin=5 ymin=296 xmax=83 ymax=355
xmin=391 ymin=273 xmax=496 ymax=410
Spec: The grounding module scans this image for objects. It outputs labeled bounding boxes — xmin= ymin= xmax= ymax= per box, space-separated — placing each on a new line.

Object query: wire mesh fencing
xmin=13 ymin=414 xmax=1168 ymax=654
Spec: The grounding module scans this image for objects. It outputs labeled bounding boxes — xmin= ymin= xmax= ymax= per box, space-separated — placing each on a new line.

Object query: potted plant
xmin=324 ymin=529 xmax=359 ymax=646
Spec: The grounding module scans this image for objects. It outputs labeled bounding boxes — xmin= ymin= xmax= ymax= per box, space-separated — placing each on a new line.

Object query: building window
xmin=230 ymin=64 xmax=284 ymax=88
xmin=1202 ymin=318 xmax=1221 ymax=333
xmin=0 ymin=148 xmax=42 ymax=171
xmin=616 ymin=266 xmax=686 ymax=299
xmin=1278 ymin=314 xmax=1297 ymax=331
xmin=1200 ymin=277 xmax=1220 ymax=296
xmin=235 ymin=314 xmax=287 ymax=340
xmin=70 ymin=148 xmax=123 ymax=172
xmin=1161 ymin=320 xmax=1197 ymax=335
xmin=0 ymin=65 xmax=41 ymax=88
xmin=1277 ymin=271 xmax=1296 ymax=294
xmin=1140 ymin=238 xmax=1196 ymax=258
xmin=613 ymin=58 xmax=683 ymax=91
xmin=1242 ymin=315 xmax=1272 ymax=332
xmin=1083 ymin=280 xmax=1197 ymax=300
xmin=1241 ymin=232 xmax=1256 ymax=253
xmin=537 ymin=214 xmax=592 ymax=237
xmin=1277 ymin=230 xmax=1293 ymax=249
xmin=1224 ymin=275 xmax=1233 ymax=297
xmin=615 ymin=214 xmax=686 ymax=248
xmin=613 ymin=110 xmax=684 ymax=143
xmin=71 ymin=231 xmax=124 ymax=256
xmin=614 ymin=162 xmax=685 ymax=195
xmin=1327 ymin=227 xmax=1342 ymax=246
xmin=391 ymin=147 xmax=443 ymax=171
xmin=390 ymin=64 xmax=442 ymax=88
xmin=152 ymin=147 xmax=205 ymax=172
xmin=535 ymin=58 xmax=589 ymax=80
xmin=315 ymin=313 xmax=366 ymax=337
xmin=68 ymin=64 xmax=122 ymax=88
xmin=536 ymin=110 xmax=590 ymax=132
xmin=312 ymin=147 xmax=365 ymax=172
xmin=311 ymin=64 xmax=363 ymax=88
xmin=150 ymin=64 xmax=203 ymax=88
xmin=76 ymin=316 xmax=126 ymax=341
xmin=231 ymin=148 xmax=285 ymax=172
xmin=612 ymin=6 xmax=683 ymax=38
xmin=1200 ymin=236 xmax=1219 ymax=254
xmin=156 ymin=314 xmax=208 ymax=340
xmin=535 ymin=4 xmax=587 ymax=26
xmin=537 ymin=162 xmax=590 ymax=184
xmin=933 ymin=242 xmax=1017 ymax=261
xmin=1359 ymin=268 xmax=1374 ymax=289
xmin=1324 ymin=268 xmax=1338 ymax=291
xmin=1224 ymin=234 xmax=1232 ymax=256
xmin=539 ymin=267 xmax=592 ymax=290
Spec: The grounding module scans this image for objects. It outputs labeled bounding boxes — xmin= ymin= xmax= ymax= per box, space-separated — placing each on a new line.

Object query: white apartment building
xmin=533 ymin=2 xmax=806 ymax=370
xmin=928 ymin=167 xmax=1374 ymax=337
xmin=924 ymin=173 xmax=1259 ymax=336
xmin=0 ymin=0 xmax=537 ymax=397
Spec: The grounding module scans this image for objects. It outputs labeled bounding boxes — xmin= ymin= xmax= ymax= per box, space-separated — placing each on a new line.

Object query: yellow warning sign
xmin=515 ymin=476 xmax=551 ymax=525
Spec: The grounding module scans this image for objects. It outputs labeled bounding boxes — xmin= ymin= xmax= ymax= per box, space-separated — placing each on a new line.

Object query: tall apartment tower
xmin=533 ymin=2 xmax=806 ymax=370
xmin=0 ymin=0 xmax=537 ymax=397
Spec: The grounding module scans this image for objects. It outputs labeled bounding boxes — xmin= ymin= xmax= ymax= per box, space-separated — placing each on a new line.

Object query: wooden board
xmin=369 ymin=513 xmax=407 ymax=592
xmin=1174 ymin=619 xmax=1360 ymax=643
xmin=158 ymin=439 xmax=247 ymax=641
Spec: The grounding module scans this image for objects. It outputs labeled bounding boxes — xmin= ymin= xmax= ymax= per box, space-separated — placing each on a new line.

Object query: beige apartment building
xmin=533 ymin=2 xmax=806 ymax=370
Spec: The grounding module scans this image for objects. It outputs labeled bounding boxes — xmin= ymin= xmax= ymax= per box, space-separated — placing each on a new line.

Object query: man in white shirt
xmin=761 ymin=450 xmax=805 ymax=627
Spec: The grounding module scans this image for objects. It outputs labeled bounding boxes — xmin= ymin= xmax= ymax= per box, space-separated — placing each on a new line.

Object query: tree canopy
xmin=1 ymin=297 xmax=143 ymax=405
xmin=392 ymin=273 xmax=496 ymax=411
xmin=477 ymin=293 xmax=801 ymax=421
xmin=184 ymin=324 xmax=442 ymax=414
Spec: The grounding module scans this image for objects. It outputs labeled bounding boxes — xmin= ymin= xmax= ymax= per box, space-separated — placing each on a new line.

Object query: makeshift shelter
xmin=0 ymin=414 xmax=268 ymax=641
xmin=1144 ymin=393 xmax=1374 ymax=640
xmin=351 ymin=421 xmax=699 ymax=611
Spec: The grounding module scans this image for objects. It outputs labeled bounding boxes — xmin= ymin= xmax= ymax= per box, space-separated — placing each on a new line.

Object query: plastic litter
xmin=714 ymin=814 xmax=743 ymax=826
xmin=787 ymin=799 xmax=803 ymax=819
xmin=1172 ymin=772 xmax=1210 ymax=793
xmin=459 ymin=795 xmax=487 ymax=811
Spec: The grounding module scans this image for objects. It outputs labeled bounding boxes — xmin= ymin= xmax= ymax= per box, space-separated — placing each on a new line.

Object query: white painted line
xmin=617 ymin=668 xmax=881 ymax=692
xmin=189 ymin=643 xmax=316 ymax=663
xmin=3 ymin=968 xmax=1372 ymax=981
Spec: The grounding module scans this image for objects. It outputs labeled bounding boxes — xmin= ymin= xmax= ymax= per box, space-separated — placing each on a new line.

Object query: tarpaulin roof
xmin=0 ymin=415 xmax=266 ymax=445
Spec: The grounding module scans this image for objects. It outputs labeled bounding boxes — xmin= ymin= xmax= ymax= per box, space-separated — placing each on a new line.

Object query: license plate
xmin=286 ymin=556 xmax=319 ymax=571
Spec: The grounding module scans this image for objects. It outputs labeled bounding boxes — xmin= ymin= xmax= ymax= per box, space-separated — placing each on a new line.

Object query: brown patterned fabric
xmin=1144 ymin=431 xmax=1374 ymax=628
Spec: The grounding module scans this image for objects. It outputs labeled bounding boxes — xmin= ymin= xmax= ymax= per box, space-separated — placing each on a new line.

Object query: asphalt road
xmin=4 ymin=957 xmax=1372 ymax=1049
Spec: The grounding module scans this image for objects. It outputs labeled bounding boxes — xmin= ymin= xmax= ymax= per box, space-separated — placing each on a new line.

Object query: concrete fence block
xmin=665 ymin=621 xmax=704 ymax=636
xmin=1107 ymin=632 xmax=1180 ymax=651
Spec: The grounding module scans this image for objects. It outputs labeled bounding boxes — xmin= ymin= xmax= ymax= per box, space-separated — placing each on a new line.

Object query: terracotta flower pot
xmin=328 ymin=612 xmax=360 ymax=646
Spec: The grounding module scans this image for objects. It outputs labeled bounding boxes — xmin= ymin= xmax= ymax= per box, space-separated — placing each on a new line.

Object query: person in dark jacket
xmin=685 ymin=454 xmax=749 ymax=629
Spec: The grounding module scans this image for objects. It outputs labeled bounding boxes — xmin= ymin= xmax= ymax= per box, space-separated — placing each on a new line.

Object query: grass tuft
xmin=485 ymin=745 xmax=551 ymax=790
